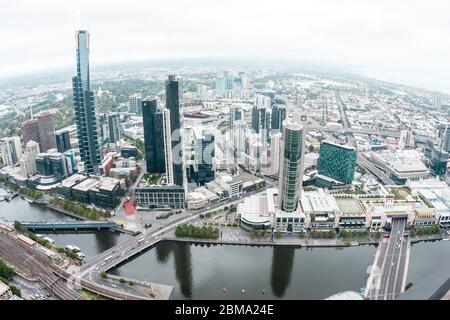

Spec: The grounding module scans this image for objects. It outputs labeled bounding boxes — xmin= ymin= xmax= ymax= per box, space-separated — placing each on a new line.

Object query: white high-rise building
xmin=270 ymin=132 xmax=282 ymax=176
xmin=162 ymin=108 xmax=174 ymax=185
xmin=245 ymin=133 xmax=264 ymax=173
xmin=433 ymin=94 xmax=442 ymax=110
xmin=20 ymin=140 xmax=40 ymax=177
xmin=254 ymin=94 xmax=271 ymax=108
xmin=129 ymin=94 xmax=142 ymax=114
xmin=232 ymin=120 xmax=247 ymax=165
xmin=0 ymin=136 xmax=22 ymax=167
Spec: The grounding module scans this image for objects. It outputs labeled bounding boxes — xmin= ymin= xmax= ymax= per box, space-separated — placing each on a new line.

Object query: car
xmin=383 ymin=233 xmax=390 ymax=238
xmin=112 ymin=284 xmax=117 ymax=288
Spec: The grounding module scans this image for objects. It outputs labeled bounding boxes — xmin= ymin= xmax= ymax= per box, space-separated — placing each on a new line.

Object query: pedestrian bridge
xmin=21 ymin=221 xmax=121 ymax=232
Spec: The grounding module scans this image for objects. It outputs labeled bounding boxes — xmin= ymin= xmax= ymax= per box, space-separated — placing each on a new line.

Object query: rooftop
xmin=71 ymin=178 xmax=99 ymax=192
xmin=301 ymin=189 xmax=340 ymax=213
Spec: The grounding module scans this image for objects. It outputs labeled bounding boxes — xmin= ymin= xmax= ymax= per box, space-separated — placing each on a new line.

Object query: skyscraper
xmin=278 ymin=118 xmax=306 ymax=212
xmin=270 ymin=132 xmax=282 ymax=176
xmin=55 ymin=130 xmax=71 ymax=153
xmin=20 ymin=140 xmax=40 ymax=177
xmin=166 ymin=75 xmax=184 ymax=186
xmin=107 ymin=113 xmax=122 ymax=144
xmin=129 ymin=94 xmax=142 ymax=114
xmin=271 ymin=105 xmax=287 ymax=132
xmin=317 ymin=140 xmax=357 ymax=185
xmin=162 ymin=109 xmax=174 ymax=185
xmin=22 ymin=112 xmax=57 ymax=153
xmin=142 ymin=98 xmax=166 ymax=174
xmin=72 ymin=30 xmax=102 ymax=175
xmin=251 ymin=105 xmax=267 ymax=134
xmin=193 ymin=128 xmax=215 ymax=186
xmin=0 ymin=137 xmax=22 ymax=167
xmin=229 ymin=105 xmax=243 ymax=131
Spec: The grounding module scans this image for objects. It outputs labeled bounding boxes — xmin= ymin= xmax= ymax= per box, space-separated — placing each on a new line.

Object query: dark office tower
xmin=230 ymin=106 xmax=243 ymax=130
xmin=166 ymin=75 xmax=184 ymax=186
xmin=72 ymin=30 xmax=102 ymax=175
xmin=142 ymin=98 xmax=166 ymax=174
xmin=271 ymin=105 xmax=287 ymax=132
xmin=55 ymin=130 xmax=71 ymax=153
xmin=107 ymin=113 xmax=122 ymax=144
xmin=251 ymin=105 xmax=267 ymax=134
xmin=193 ymin=128 xmax=215 ymax=186
xmin=22 ymin=112 xmax=57 ymax=153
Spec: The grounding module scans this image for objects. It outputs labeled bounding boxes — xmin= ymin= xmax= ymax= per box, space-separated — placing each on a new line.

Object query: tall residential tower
xmin=278 ymin=117 xmax=306 ymax=212
xmin=72 ymin=30 xmax=102 ymax=175
xmin=166 ymin=75 xmax=184 ymax=186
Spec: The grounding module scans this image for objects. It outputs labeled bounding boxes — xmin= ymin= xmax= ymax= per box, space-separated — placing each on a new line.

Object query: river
xmin=1 ymin=187 xmax=449 ymax=300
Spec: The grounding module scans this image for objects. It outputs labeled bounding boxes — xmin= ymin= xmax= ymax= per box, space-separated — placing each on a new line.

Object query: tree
xmin=100 ymin=272 xmax=107 ymax=279
xmin=0 ymin=259 xmax=15 ymax=281
xmin=9 ymin=285 xmax=21 ymax=298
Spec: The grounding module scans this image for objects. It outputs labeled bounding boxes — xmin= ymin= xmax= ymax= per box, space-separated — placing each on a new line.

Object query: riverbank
xmin=164 ymin=231 xmax=446 ymax=249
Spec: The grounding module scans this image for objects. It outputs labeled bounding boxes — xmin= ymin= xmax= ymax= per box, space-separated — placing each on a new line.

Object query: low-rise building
xmin=0 ymin=282 xmax=13 ymax=300
xmin=335 ymin=195 xmax=367 ymax=230
xmin=301 ymin=189 xmax=339 ymax=231
xmin=58 ymin=175 xmax=122 ymax=209
xmin=413 ymin=208 xmax=438 ymax=227
xmin=186 ymin=187 xmax=220 ymax=210
xmin=135 ymin=175 xmax=185 ymax=209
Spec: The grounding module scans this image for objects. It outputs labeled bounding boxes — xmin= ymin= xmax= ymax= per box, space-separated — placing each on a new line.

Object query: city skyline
xmin=2 ymin=0 xmax=450 ymax=94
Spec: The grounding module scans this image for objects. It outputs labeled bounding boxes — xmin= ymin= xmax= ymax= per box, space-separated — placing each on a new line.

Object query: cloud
xmin=1 ymin=0 xmax=450 ymax=93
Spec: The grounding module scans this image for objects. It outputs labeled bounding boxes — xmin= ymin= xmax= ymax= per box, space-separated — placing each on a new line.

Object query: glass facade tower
xmin=317 ymin=141 xmax=357 ymax=184
xmin=72 ymin=30 xmax=102 ymax=175
xmin=166 ymin=75 xmax=184 ymax=186
xmin=278 ymin=119 xmax=306 ymax=212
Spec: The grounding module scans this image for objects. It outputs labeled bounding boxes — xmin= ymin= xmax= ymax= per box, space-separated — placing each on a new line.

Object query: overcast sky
xmin=2 ymin=0 xmax=450 ymax=93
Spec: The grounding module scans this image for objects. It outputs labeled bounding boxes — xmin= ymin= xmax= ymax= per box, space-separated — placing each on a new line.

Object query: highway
xmin=335 ymin=90 xmax=350 ymax=130
xmin=366 ymin=218 xmax=410 ymax=300
xmin=357 ymin=154 xmax=396 ymax=186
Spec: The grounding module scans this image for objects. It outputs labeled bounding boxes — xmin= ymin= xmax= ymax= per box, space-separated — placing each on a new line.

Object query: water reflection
xmin=155 ymin=241 xmax=173 ymax=264
xmin=95 ymin=230 xmax=119 ymax=253
xmin=173 ymin=242 xmax=193 ymax=299
xmin=270 ymin=247 xmax=295 ymax=297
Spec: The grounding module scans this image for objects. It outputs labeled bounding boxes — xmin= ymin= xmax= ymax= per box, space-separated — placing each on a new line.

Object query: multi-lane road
xmin=366 ymin=218 xmax=410 ymax=300
xmin=357 ymin=154 xmax=396 ymax=186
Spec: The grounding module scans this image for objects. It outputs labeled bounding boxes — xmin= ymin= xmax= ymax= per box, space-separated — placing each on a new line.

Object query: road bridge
xmin=365 ymin=217 xmax=411 ymax=300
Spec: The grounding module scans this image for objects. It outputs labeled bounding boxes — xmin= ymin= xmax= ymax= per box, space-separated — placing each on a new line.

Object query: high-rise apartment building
xmin=72 ymin=30 xmax=102 ymax=175
xmin=20 ymin=140 xmax=40 ymax=177
xmin=0 ymin=136 xmax=22 ymax=167
xmin=278 ymin=118 xmax=306 ymax=212
xmin=270 ymin=132 xmax=282 ymax=176
xmin=22 ymin=112 xmax=57 ymax=153
xmin=317 ymin=140 xmax=357 ymax=185
xmin=129 ymin=94 xmax=142 ymax=114
xmin=107 ymin=113 xmax=122 ymax=144
xmin=271 ymin=105 xmax=287 ymax=132
xmin=55 ymin=130 xmax=71 ymax=153
xmin=230 ymin=106 xmax=244 ymax=131
xmin=142 ymin=98 xmax=166 ymax=174
xmin=166 ymin=75 xmax=184 ymax=186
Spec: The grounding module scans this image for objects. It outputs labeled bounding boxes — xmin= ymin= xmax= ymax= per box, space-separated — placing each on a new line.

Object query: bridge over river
xmin=365 ymin=217 xmax=411 ymax=300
